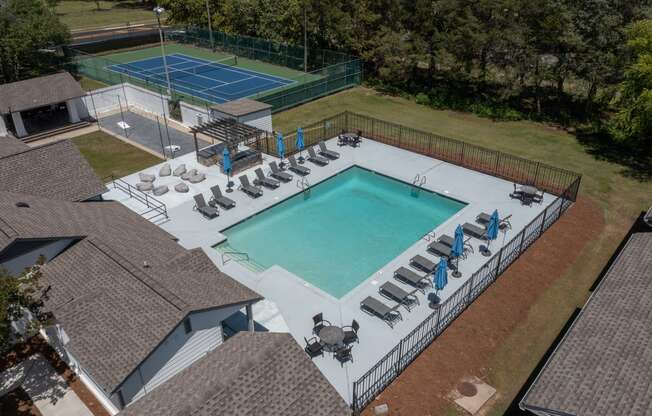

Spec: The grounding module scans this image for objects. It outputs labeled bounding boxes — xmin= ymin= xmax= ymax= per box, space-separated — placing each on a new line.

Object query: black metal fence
xmin=261 ymin=111 xmax=582 ymax=413
xmin=264 ymin=111 xmax=581 ymax=199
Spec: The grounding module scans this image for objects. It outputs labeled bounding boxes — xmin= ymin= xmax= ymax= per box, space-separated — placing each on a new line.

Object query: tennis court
xmin=106 ymin=53 xmax=296 ymax=104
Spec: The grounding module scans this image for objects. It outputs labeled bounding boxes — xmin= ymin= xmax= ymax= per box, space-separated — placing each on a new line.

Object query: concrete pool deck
xmin=104 ymin=137 xmax=554 ymax=403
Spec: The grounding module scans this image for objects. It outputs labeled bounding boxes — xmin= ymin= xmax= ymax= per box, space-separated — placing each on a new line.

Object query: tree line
xmin=161 ymin=0 xmax=651 ymax=141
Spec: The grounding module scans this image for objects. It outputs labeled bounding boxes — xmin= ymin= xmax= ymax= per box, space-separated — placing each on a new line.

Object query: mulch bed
xmin=0 ymin=387 xmax=42 ymax=416
xmin=361 ymin=197 xmax=604 ymax=416
xmin=1 ymin=336 xmax=110 ymax=416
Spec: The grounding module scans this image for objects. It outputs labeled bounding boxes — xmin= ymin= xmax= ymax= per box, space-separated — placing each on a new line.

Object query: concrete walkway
xmin=0 ymin=354 xmax=92 ymax=416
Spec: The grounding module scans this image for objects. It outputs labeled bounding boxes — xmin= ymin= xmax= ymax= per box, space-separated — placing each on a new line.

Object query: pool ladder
xmin=297 ymin=177 xmax=310 ymax=194
xmin=412 ymin=174 xmax=427 ymax=196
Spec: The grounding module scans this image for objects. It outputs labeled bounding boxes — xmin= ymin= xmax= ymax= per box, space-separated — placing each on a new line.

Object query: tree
xmin=610 ymin=19 xmax=652 ymax=142
xmin=0 ymin=0 xmax=71 ymax=84
xmin=0 ymin=263 xmax=46 ymax=352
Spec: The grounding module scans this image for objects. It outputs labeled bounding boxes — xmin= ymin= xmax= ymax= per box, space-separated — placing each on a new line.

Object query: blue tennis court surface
xmin=106 ymin=53 xmax=295 ymax=104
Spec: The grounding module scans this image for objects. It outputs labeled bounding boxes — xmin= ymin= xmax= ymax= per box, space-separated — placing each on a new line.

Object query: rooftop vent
xmin=143 ymin=261 xmax=150 ymax=268
xmin=15 ymin=202 xmax=30 ymax=208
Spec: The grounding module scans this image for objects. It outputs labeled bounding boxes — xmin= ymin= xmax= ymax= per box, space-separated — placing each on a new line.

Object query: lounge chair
xmin=307 ymin=147 xmax=329 ymax=166
xmin=304 ymin=336 xmax=324 ymax=358
xmin=318 ymin=141 xmax=340 ymax=159
xmin=208 ymin=185 xmax=235 ymax=209
xmin=193 ymin=194 xmax=219 ymax=219
xmin=254 ymin=168 xmax=280 ymax=189
xmin=288 ymin=155 xmax=310 ymax=176
xmin=393 ymin=267 xmax=431 ymax=292
xmin=379 ymin=282 xmax=420 ymax=312
xmin=438 ymin=235 xmax=454 ymax=247
xmin=334 ymin=346 xmax=353 ymax=366
xmin=342 ymin=320 xmax=359 ymax=344
xmin=477 ymin=212 xmax=513 ymax=230
xmin=428 ymin=241 xmax=452 ymax=258
xmin=312 ymin=313 xmax=331 ymax=335
xmin=410 ymin=255 xmax=437 ymax=273
xmin=360 ymin=296 xmax=403 ymax=328
xmin=462 ymin=222 xmax=487 ymax=240
xmin=269 ymin=161 xmax=293 ymax=182
xmin=238 ymin=175 xmax=263 ymax=198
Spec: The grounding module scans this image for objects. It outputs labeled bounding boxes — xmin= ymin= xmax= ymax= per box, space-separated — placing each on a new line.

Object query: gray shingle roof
xmin=120 ymin=332 xmax=351 ymax=416
xmin=210 ymin=98 xmax=272 ymax=117
xmin=0 ymin=140 xmax=106 ymax=201
xmin=0 ymin=135 xmax=30 ymax=158
xmin=521 ymin=232 xmax=652 ymax=416
xmin=0 ymin=72 xmax=85 ymax=114
xmin=0 ymin=190 xmax=262 ymax=393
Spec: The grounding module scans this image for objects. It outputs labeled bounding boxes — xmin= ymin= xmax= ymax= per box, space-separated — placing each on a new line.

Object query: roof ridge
xmin=0 ymin=138 xmax=70 ymax=161
xmin=86 ymin=238 xmax=190 ymax=311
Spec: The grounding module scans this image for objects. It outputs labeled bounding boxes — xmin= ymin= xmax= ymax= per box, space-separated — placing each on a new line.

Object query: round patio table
xmin=319 ymin=326 xmax=345 ymax=350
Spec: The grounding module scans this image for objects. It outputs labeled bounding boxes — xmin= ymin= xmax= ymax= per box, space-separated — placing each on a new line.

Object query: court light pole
xmin=303 ymin=6 xmax=308 ymax=73
xmin=206 ymin=0 xmax=214 ymax=50
xmin=154 ymin=6 xmax=173 ymax=97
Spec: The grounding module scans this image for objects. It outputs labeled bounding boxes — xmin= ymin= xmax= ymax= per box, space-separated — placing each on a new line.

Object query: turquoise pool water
xmin=218 ymin=167 xmax=466 ymax=298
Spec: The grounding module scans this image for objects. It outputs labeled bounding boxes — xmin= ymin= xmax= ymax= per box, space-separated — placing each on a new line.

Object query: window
xmin=183 ymin=318 xmax=192 ymax=334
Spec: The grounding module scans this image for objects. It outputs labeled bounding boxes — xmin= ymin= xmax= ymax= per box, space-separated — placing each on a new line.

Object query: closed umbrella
xmin=223 ymin=147 xmax=233 ymax=192
xmin=429 ymin=257 xmax=448 ymax=307
xmin=296 ymin=127 xmax=305 ymax=163
xmin=276 ymin=132 xmax=285 ymax=162
xmin=484 ymin=209 xmax=500 ymax=255
xmin=451 ymin=225 xmax=464 ymax=277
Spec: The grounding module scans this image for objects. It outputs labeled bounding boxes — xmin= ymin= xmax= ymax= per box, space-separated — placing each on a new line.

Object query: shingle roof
xmin=0 ymin=191 xmax=262 ymax=392
xmin=0 ymin=72 xmax=85 ymax=114
xmin=0 ymin=135 xmax=30 ymax=158
xmin=120 ymin=332 xmax=351 ymax=416
xmin=210 ymin=98 xmax=272 ymax=117
xmin=521 ymin=232 xmax=652 ymax=416
xmin=0 ymin=140 xmax=106 ymax=201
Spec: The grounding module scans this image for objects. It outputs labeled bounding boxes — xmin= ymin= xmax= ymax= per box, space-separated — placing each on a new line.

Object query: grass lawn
xmin=72 ymin=130 xmax=161 ymax=179
xmin=78 ymin=76 xmax=108 ymax=92
xmin=56 ymin=1 xmax=159 ymax=30
xmin=274 ymin=86 xmax=652 ymax=415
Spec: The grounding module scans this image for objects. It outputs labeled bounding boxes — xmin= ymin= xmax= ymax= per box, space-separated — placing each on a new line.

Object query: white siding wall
xmin=120 ymin=304 xmax=245 ymax=405
xmin=83 ymin=83 xmax=169 ymax=118
xmin=238 ymin=109 xmax=273 ymax=132
xmin=124 ymin=84 xmax=170 ymax=117
xmin=73 ymin=97 xmax=90 ymax=120
xmin=0 ymin=238 xmax=75 ymax=276
xmin=180 ymin=101 xmax=210 ymax=127
xmin=83 ymin=84 xmax=126 ymax=117
xmin=0 ymin=115 xmax=8 ymax=136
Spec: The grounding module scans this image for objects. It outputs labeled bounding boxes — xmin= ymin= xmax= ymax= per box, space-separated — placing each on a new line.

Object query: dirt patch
xmin=361 ymin=196 xmax=604 ymax=415
xmin=1 ymin=337 xmax=110 ymax=416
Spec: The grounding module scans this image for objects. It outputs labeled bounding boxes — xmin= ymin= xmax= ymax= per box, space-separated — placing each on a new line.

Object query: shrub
xmin=415 ymin=92 xmax=430 ymax=106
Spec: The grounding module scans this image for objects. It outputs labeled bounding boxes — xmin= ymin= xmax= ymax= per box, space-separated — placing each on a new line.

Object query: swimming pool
xmin=218 ymin=167 xmax=466 ymax=298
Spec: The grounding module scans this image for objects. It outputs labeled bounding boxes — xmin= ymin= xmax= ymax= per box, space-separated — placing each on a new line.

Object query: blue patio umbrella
xmin=222 ymin=147 xmax=233 ymax=191
xmin=451 ymin=225 xmax=465 ymax=277
xmin=485 ymin=209 xmax=500 ymax=253
xmin=276 ymin=132 xmax=285 ymax=161
xmin=431 ymin=257 xmax=448 ymax=306
xmin=296 ymin=127 xmax=305 ymax=162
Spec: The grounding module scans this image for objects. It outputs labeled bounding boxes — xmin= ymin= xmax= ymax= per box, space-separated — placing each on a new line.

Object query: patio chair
xmin=342 ymin=320 xmax=359 ymax=345
xmin=476 ymin=212 xmax=513 ymax=230
xmin=360 ymin=296 xmax=403 ymax=328
xmin=410 ymin=255 xmax=437 ymax=273
xmin=312 ymin=313 xmax=331 ymax=335
xmin=208 ymin=185 xmax=235 ymax=209
xmin=193 ymin=194 xmax=219 ymax=219
xmin=159 ymin=163 xmax=171 ymax=177
xmin=254 ymin=167 xmax=280 ymax=189
xmin=318 ymin=140 xmax=340 ymax=159
xmin=238 ymin=175 xmax=263 ymax=198
xmin=173 ymin=164 xmax=186 ymax=177
xmin=428 ymin=240 xmax=452 ymax=258
xmin=304 ymin=336 xmax=324 ymax=358
xmin=188 ymin=172 xmax=206 ymax=183
xmin=174 ymin=182 xmax=189 ymax=193
xmin=139 ymin=172 xmax=155 ymax=183
xmin=181 ymin=169 xmax=198 ymax=181
xmin=153 ymin=185 xmax=169 ymax=196
xmin=136 ymin=182 xmax=153 ymax=192
xmin=288 ymin=155 xmax=311 ymax=176
xmin=393 ymin=267 xmax=431 ymax=292
xmin=462 ymin=222 xmax=488 ymax=240
xmin=379 ymin=282 xmax=420 ymax=312
xmin=307 ymin=147 xmax=329 ymax=166
xmin=269 ymin=161 xmax=293 ymax=182
xmin=334 ymin=345 xmax=353 ymax=366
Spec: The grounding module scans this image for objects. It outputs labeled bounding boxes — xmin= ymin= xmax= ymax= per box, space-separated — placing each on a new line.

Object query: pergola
xmin=190 ymin=117 xmax=270 ymax=156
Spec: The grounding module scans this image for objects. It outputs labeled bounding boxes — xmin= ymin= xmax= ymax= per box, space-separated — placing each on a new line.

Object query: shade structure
xmin=276 ymin=133 xmax=285 ymax=160
xmin=296 ymin=127 xmax=305 ymax=151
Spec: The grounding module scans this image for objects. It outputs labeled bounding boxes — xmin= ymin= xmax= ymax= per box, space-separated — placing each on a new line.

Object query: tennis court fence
xmin=63 ymin=27 xmax=362 ymax=113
